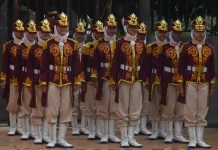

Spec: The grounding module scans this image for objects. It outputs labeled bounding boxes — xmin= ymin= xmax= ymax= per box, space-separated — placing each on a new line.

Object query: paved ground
xmin=0 ymin=127 xmax=217 ymax=150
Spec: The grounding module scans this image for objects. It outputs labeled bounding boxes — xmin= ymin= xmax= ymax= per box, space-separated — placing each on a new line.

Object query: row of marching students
xmin=0 ymin=11 xmax=215 ymax=149
xmin=82 ymin=13 xmax=215 ymax=149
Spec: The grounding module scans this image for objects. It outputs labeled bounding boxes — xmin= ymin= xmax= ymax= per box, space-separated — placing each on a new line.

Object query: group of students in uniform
xmin=0 ymin=11 xmax=215 ymax=149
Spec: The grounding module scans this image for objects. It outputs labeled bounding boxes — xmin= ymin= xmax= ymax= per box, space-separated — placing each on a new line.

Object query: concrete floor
xmin=0 ymin=127 xmax=217 ymax=150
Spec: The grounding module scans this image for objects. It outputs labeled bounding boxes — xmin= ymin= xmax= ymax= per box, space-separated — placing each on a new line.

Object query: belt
xmin=33 ymin=69 xmax=40 ymax=74
xmin=152 ymin=68 xmax=157 ymax=74
xmin=9 ymin=64 xmax=15 ymax=70
xmin=164 ymin=66 xmax=178 ymax=73
xmin=22 ymin=66 xmax=27 ymax=72
xmin=120 ymin=64 xmax=140 ymax=73
xmin=87 ymin=67 xmax=91 ymax=73
xmin=187 ymin=65 xmax=207 ymax=73
xmin=100 ymin=62 xmax=110 ymax=68
xmin=49 ymin=65 xmax=71 ymax=73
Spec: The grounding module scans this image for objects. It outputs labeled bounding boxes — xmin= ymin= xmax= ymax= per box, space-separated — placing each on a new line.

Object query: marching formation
xmin=0 ymin=11 xmax=215 ymax=149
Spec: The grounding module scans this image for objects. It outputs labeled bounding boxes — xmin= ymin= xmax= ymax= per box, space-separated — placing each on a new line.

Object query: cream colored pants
xmin=162 ymin=84 xmax=184 ymax=122
xmin=117 ymin=81 xmax=143 ymax=128
xmin=96 ymin=80 xmax=117 ymax=120
xmin=85 ymin=83 xmax=97 ymax=118
xmin=149 ymin=84 xmax=163 ymax=121
xmin=31 ymin=86 xmax=46 ymax=125
xmin=19 ymin=86 xmax=31 ymax=118
xmin=46 ymin=84 xmax=72 ymax=124
xmin=72 ymin=86 xmax=86 ymax=116
xmin=141 ymin=87 xmax=150 ymax=116
xmin=6 ymin=83 xmax=19 ymax=113
xmin=184 ymin=82 xmax=209 ymax=127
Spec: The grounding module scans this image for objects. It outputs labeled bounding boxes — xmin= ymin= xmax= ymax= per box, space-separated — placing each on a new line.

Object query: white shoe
xmin=96 ymin=118 xmax=102 ymax=139
xmin=196 ymin=126 xmax=211 ymax=148
xmin=57 ymin=123 xmax=73 ymax=148
xmin=187 ymin=126 xmax=196 ymax=148
xmin=42 ymin=120 xmax=49 ymax=143
xmin=8 ymin=113 xmax=17 ymax=136
xmin=20 ymin=117 xmax=30 ymax=140
xmin=140 ymin=116 xmax=152 ymax=135
xmin=46 ymin=124 xmax=57 ymax=148
xmin=34 ymin=125 xmax=42 ymax=144
xmin=80 ymin=114 xmax=89 ymax=135
xmin=128 ymin=126 xmax=143 ymax=148
xmin=174 ymin=121 xmax=188 ymax=143
xmin=30 ymin=125 xmax=35 ymax=139
xmin=149 ymin=121 xmax=159 ymax=140
xmin=16 ymin=116 xmax=23 ymax=135
xmin=159 ymin=120 xmax=167 ymax=139
xmin=164 ymin=121 xmax=173 ymax=144
xmin=100 ymin=119 xmax=108 ymax=143
xmin=134 ymin=124 xmax=140 ymax=135
xmin=87 ymin=117 xmax=96 ymax=140
xmin=109 ymin=120 xmax=121 ymax=143
xmin=120 ymin=127 xmax=129 ymax=148
xmin=71 ymin=116 xmax=80 ymax=135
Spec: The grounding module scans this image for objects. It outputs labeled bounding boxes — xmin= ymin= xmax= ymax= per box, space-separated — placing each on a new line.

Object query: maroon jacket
xmin=177 ymin=41 xmax=215 ymax=103
xmin=14 ymin=42 xmax=31 ymax=106
xmin=1 ymin=40 xmax=20 ymax=102
xmin=39 ymin=37 xmax=81 ymax=87
xmin=111 ymin=38 xmax=150 ymax=102
xmin=156 ymin=42 xmax=183 ymax=105
xmin=25 ymin=42 xmax=46 ymax=108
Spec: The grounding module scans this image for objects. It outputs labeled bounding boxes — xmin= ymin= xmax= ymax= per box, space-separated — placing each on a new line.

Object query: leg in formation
xmin=56 ymin=123 xmax=73 ymax=148
xmin=140 ymin=115 xmax=152 ymax=135
xmin=174 ymin=121 xmax=188 ymax=143
xmin=20 ymin=117 xmax=30 ymax=140
xmin=8 ymin=113 xmax=17 ymax=136
xmin=71 ymin=116 xmax=79 ymax=136
xmin=87 ymin=117 xmax=96 ymax=140
xmin=100 ymin=119 xmax=108 ymax=144
xmin=108 ymin=120 xmax=120 ymax=143
xmin=80 ymin=114 xmax=89 ymax=135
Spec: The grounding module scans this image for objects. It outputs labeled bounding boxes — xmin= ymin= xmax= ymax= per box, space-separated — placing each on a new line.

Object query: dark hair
xmin=46 ymin=6 xmax=59 ymax=14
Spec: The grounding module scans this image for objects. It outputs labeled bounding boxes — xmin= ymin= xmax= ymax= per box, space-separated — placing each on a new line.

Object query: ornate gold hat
xmin=92 ymin=20 xmax=104 ymax=33
xmin=37 ymin=19 xmax=51 ymax=32
xmin=124 ymin=13 xmax=139 ymax=26
xmin=13 ymin=19 xmax=25 ymax=32
xmin=137 ymin=22 xmax=147 ymax=34
xmin=56 ymin=12 xmax=68 ymax=27
xmin=169 ymin=19 xmax=183 ymax=32
xmin=26 ymin=20 xmax=37 ymax=33
xmin=155 ymin=19 xmax=168 ymax=31
xmin=75 ymin=22 xmax=86 ymax=33
xmin=104 ymin=14 xmax=117 ymax=27
xmin=192 ymin=16 xmax=206 ymax=31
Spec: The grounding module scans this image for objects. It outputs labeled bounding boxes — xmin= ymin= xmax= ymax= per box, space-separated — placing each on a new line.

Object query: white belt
xmin=187 ymin=65 xmax=207 ymax=73
xmin=100 ymin=62 xmax=110 ymax=68
xmin=164 ymin=66 xmax=178 ymax=73
xmin=22 ymin=66 xmax=27 ymax=72
xmin=120 ymin=64 xmax=140 ymax=72
xmin=33 ymin=69 xmax=40 ymax=74
xmin=152 ymin=68 xmax=157 ymax=74
xmin=87 ymin=67 xmax=91 ymax=73
xmin=49 ymin=65 xmax=71 ymax=72
xmin=9 ymin=64 xmax=15 ymax=70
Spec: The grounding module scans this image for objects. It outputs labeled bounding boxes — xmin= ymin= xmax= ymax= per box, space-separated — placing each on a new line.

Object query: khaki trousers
xmin=31 ymin=86 xmax=46 ymax=126
xmin=85 ymin=83 xmax=97 ymax=118
xmin=46 ymin=84 xmax=72 ymax=124
xmin=6 ymin=83 xmax=19 ymax=113
xmin=72 ymin=86 xmax=86 ymax=116
xmin=162 ymin=84 xmax=184 ymax=121
xmin=141 ymin=87 xmax=150 ymax=116
xmin=184 ymin=82 xmax=209 ymax=127
xmin=96 ymin=80 xmax=117 ymax=120
xmin=117 ymin=81 xmax=142 ymax=128
xmin=20 ymin=86 xmax=31 ymax=118
xmin=149 ymin=84 xmax=163 ymax=121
